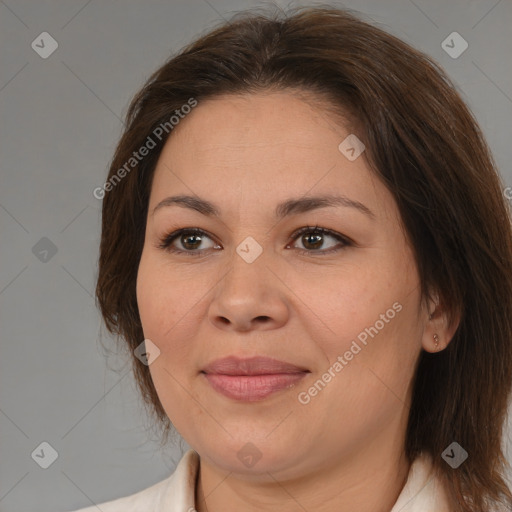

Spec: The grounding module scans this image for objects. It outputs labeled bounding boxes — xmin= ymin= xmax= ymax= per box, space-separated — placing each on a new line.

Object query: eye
xmin=157 ymin=228 xmax=220 ymax=256
xmin=287 ymin=225 xmax=352 ymax=255
xmin=157 ymin=225 xmax=352 ymax=256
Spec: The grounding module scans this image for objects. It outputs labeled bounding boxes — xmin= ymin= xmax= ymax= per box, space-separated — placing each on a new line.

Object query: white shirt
xmin=68 ymin=449 xmax=451 ymax=511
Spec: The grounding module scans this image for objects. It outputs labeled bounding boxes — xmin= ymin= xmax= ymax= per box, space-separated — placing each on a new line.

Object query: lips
xmin=201 ymin=356 xmax=310 ymax=401
xmin=201 ymin=356 xmax=309 ymax=376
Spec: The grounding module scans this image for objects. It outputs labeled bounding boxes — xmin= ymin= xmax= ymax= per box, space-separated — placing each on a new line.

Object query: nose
xmin=207 ymin=252 xmax=289 ymax=333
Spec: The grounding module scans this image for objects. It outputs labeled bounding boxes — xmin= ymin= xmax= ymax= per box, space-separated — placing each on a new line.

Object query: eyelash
xmin=156 ymin=225 xmax=352 ymax=257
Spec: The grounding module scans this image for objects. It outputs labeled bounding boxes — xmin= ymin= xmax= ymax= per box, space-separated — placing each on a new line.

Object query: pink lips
xmin=201 ymin=356 xmax=310 ymax=401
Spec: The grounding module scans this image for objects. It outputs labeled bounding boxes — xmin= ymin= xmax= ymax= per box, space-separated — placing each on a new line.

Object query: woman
xmin=72 ymin=6 xmax=512 ymax=512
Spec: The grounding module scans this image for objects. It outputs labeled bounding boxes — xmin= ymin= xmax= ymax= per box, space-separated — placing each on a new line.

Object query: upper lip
xmin=201 ymin=356 xmax=310 ymax=376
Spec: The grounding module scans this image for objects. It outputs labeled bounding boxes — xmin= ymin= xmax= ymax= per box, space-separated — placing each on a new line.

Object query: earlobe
xmin=421 ymin=299 xmax=460 ymax=353
xmin=422 ymin=315 xmax=443 ymax=353
xmin=432 ymin=332 xmax=441 ymax=351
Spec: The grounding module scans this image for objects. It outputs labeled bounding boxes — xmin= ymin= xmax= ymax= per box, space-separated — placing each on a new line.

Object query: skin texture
xmin=136 ymin=91 xmax=458 ymax=512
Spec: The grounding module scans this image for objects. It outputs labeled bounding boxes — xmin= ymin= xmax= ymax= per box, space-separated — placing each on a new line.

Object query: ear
xmin=421 ymin=292 xmax=461 ymax=353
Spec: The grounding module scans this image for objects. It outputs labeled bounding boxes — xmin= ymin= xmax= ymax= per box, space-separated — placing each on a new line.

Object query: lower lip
xmin=202 ymin=372 xmax=308 ymax=401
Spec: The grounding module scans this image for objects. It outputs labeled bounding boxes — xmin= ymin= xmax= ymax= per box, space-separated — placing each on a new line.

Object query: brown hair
xmin=95 ymin=6 xmax=512 ymax=511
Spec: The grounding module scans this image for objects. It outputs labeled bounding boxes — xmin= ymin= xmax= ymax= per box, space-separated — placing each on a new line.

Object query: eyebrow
xmin=152 ymin=194 xmax=375 ymax=220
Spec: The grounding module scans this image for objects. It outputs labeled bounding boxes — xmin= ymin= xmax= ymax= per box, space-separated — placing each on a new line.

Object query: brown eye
xmin=289 ymin=226 xmax=351 ymax=255
xmin=158 ymin=228 xmax=219 ymax=255
xmin=301 ymin=232 xmax=324 ymax=250
xmin=180 ymin=233 xmax=203 ymax=250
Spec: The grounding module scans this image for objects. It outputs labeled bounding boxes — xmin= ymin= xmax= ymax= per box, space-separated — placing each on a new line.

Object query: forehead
xmin=154 ymin=91 xmax=348 ymax=180
xmin=182 ymin=92 xmax=336 ymax=146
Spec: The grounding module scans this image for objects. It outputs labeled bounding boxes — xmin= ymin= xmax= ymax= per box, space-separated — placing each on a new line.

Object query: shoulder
xmin=391 ymin=453 xmax=452 ymax=512
xmin=67 ymin=475 xmax=173 ymax=512
xmin=65 ymin=450 xmax=199 ymax=512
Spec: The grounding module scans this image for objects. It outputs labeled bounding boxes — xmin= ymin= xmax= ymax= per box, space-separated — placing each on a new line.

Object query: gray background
xmin=1 ymin=1 xmax=511 ymax=511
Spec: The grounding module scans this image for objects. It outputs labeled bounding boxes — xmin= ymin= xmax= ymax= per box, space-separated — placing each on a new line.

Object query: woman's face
xmin=136 ymin=91 xmax=428 ymax=478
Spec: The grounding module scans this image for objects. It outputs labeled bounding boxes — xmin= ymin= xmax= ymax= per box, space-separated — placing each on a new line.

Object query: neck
xmin=194 ymin=433 xmax=411 ymax=512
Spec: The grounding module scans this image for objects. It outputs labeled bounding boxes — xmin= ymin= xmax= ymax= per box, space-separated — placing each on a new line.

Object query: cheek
xmin=323 ymin=296 xmax=422 ymax=417
xmin=136 ymin=256 xmax=183 ymax=365
xmin=136 ymin=255 xmax=200 ymax=429
xmin=136 ymin=251 xmax=196 ymax=337
xmin=284 ymin=264 xmax=393 ymax=346
xmin=290 ymin=259 xmax=421 ymax=380
xmin=136 ymin=260 xmax=167 ymax=339
xmin=299 ymin=300 xmax=421 ymax=433
xmin=136 ymin=251 xmax=211 ymax=380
